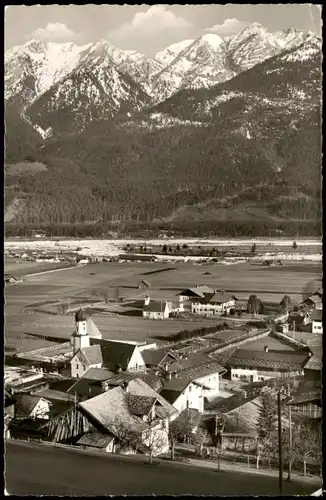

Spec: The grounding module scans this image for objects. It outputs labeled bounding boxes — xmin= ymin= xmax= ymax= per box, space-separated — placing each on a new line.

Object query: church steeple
xmin=71 ymin=309 xmax=90 ymax=353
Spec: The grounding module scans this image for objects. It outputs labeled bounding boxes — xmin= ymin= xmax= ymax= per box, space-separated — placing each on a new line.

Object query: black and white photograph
xmin=4 ymin=4 xmax=323 ymax=496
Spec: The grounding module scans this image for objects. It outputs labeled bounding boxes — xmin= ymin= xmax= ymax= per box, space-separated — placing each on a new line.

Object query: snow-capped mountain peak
xmin=199 ymin=33 xmax=225 ymax=48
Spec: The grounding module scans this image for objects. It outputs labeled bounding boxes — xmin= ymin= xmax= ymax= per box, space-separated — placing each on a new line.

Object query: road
xmin=5 ymin=441 xmax=320 ymax=496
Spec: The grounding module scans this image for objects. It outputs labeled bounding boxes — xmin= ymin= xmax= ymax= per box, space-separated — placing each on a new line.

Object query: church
xmin=14 ymin=309 xmax=147 ymax=379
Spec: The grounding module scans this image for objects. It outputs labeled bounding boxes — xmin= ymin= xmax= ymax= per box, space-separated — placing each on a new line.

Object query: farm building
xmin=227 ymin=347 xmax=310 ymax=383
xmin=139 ymin=280 xmax=151 ymax=289
xmin=177 ymin=287 xmax=237 ymax=316
xmin=288 ymin=311 xmax=311 ymax=331
xmin=311 ymin=310 xmax=323 ymax=334
xmin=287 ymin=391 xmax=322 ymax=420
xmin=5 ymin=275 xmax=20 ymax=285
xmin=142 ymin=301 xmax=173 ymax=320
xmin=77 ymin=431 xmax=116 ymax=453
xmin=304 ymin=343 xmax=322 ymax=382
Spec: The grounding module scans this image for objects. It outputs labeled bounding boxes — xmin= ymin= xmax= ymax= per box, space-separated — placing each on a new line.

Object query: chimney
xmin=264 ymin=346 xmax=269 ymax=353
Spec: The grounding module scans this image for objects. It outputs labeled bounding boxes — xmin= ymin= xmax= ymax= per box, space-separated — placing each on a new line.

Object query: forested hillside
xmin=4 ymin=38 xmax=321 ymax=235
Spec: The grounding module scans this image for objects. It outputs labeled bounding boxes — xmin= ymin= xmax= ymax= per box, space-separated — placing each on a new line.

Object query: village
xmin=4 ymin=253 xmax=322 ymax=480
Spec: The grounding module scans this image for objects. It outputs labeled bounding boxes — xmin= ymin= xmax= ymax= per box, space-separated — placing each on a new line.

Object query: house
xmin=14 ymin=395 xmax=52 ymax=420
xmin=141 ymin=349 xmax=178 ymax=370
xmin=70 ymin=339 xmax=146 ymax=379
xmin=160 ymin=377 xmax=205 ymax=414
xmin=227 ymin=347 xmax=309 ymax=383
xmin=191 ymin=292 xmax=237 ymax=316
xmin=5 ymin=275 xmax=19 ymax=285
xmin=304 ymin=343 xmax=322 ymax=382
xmin=288 ymin=311 xmax=311 ymax=330
xmin=165 ymin=354 xmax=226 ymax=402
xmin=177 ymin=287 xmax=237 ymax=316
xmin=311 ymin=310 xmax=323 ymax=334
xmin=142 ymin=301 xmax=172 ymax=320
xmin=303 ymin=295 xmax=323 ymax=311
xmin=78 ymin=379 xmax=177 ymax=455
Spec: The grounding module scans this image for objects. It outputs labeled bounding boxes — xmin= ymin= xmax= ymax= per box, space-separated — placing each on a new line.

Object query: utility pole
xmin=287 ymin=382 xmax=292 ymax=482
xmin=278 ymin=391 xmax=283 ymax=495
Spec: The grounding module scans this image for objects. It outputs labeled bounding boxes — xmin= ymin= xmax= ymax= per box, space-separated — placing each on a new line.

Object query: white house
xmin=311 ymin=310 xmax=323 ymax=334
xmin=143 ymin=301 xmax=172 ymax=320
xmin=160 ymin=377 xmax=205 ymax=415
xmin=177 ymin=287 xmax=237 ymax=316
xmin=15 ymin=395 xmax=51 ymax=420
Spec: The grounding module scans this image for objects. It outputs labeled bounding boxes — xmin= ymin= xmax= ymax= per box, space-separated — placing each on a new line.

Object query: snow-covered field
xmin=4 ymin=238 xmax=322 ymax=262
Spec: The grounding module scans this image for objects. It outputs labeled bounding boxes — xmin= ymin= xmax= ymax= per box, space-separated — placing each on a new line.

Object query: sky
xmin=5 ymin=4 xmax=322 ymax=56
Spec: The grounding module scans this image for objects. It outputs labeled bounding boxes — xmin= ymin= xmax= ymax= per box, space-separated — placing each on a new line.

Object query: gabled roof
xmin=80 ymin=367 xmax=115 ymax=381
xmin=311 ymin=310 xmax=322 ymax=321
xmin=92 ymin=339 xmax=140 ymax=371
xmin=142 ymin=349 xmax=176 ymax=367
xmin=127 ymin=394 xmax=156 ymax=417
xmin=15 ymin=395 xmax=50 ymax=418
xmin=178 ymin=286 xmax=214 ymax=298
xmin=159 ymin=377 xmax=192 ymax=404
xmin=143 ymin=301 xmax=168 ymax=313
xmin=288 ymin=392 xmax=321 ymax=406
xmin=227 ymin=349 xmax=309 ymax=371
xmin=207 ymin=292 xmax=237 ymax=304
xmin=168 ymin=354 xmax=213 ymax=373
xmin=79 ymin=345 xmax=103 ymax=365
xmin=67 ymin=377 xmax=104 ymax=399
xmin=77 ymin=431 xmax=115 ymax=448
xmin=304 ymin=295 xmax=322 ymax=304
xmin=177 ymin=362 xmax=227 ymax=382
xmin=127 ymin=378 xmax=177 ymax=418
xmin=79 ymin=386 xmax=148 ymax=436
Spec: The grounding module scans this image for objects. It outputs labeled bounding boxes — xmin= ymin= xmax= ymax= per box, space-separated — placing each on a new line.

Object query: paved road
xmin=5 ymin=441 xmax=319 ymax=496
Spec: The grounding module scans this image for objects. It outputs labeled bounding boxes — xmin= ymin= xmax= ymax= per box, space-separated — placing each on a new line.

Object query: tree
xmin=192 ymin=426 xmax=209 ymax=457
xmin=162 ymin=244 xmax=168 ymax=254
xmin=143 ymin=425 xmax=168 ymax=464
xmin=280 ymin=295 xmax=291 ymax=312
xmin=302 ymin=279 xmax=317 ymax=301
xmin=251 ymin=243 xmax=257 ymax=254
xmin=168 ymin=421 xmax=182 ymax=460
xmin=256 ymin=392 xmax=278 ymax=468
xmin=292 ymin=240 xmax=298 ymax=250
xmin=247 ymin=295 xmax=263 ymax=315
xmin=293 ymin=420 xmax=321 ymax=476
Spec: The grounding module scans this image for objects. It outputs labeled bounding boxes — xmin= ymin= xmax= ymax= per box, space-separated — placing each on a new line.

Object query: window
xmin=76 ymin=364 xmax=79 ymax=369
xmin=188 ymin=385 xmax=192 ymax=392
xmin=83 ymin=365 xmax=86 ymax=371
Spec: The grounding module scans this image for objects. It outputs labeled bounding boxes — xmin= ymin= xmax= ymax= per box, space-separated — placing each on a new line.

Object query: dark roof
xmin=159 ymin=377 xmax=192 ymax=403
xmin=178 ymin=286 xmax=214 ymax=298
xmin=142 ymin=349 xmax=176 ymax=367
xmin=75 ymin=309 xmax=88 ymax=322
xmin=77 ymin=432 xmax=115 ymax=448
xmin=288 ymin=313 xmax=309 ymax=326
xmin=143 ymin=302 xmax=168 ymax=313
xmin=141 ymin=373 xmax=163 ymax=392
xmin=140 ymin=280 xmax=151 ymax=286
xmin=67 ymin=378 xmax=104 ymax=399
xmin=15 ymin=395 xmax=49 ymax=418
xmin=168 ymin=354 xmax=214 ymax=373
xmin=227 ymin=349 xmax=309 ymax=371
xmin=177 ymin=362 xmax=227 ymax=382
xmin=207 ymin=292 xmax=237 ymax=304
xmin=80 ymin=367 xmax=115 ymax=381
xmin=208 ymin=393 xmax=260 ymax=415
xmin=127 ymin=394 xmax=156 ymax=416
xmin=311 ymin=310 xmax=322 ymax=321
xmin=47 ymin=400 xmax=75 ymax=419
xmin=89 ymin=339 xmax=139 ymax=371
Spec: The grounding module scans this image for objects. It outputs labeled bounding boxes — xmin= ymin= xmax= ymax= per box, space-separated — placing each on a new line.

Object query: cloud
xmin=28 ymin=23 xmax=80 ymax=43
xmin=108 ymin=5 xmax=192 ymax=43
xmin=205 ymin=18 xmax=250 ymax=36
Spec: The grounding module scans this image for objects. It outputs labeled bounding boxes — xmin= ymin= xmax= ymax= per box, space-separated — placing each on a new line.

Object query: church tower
xmin=71 ymin=308 xmax=90 ymax=353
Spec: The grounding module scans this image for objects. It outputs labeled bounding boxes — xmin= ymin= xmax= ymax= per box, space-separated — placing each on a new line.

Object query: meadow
xmin=5 ymin=259 xmax=322 ymax=353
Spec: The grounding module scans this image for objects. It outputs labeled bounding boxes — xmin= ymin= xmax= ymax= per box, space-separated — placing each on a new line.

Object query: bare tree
xmin=143 ymin=424 xmax=168 ymax=464
xmin=192 ymin=426 xmax=209 ymax=457
xmin=293 ymin=421 xmax=321 ymax=476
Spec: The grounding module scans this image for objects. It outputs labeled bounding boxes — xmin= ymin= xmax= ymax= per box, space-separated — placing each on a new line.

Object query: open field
xmin=4 ymin=258 xmax=73 ymax=277
xmin=5 ymin=259 xmax=322 ymax=352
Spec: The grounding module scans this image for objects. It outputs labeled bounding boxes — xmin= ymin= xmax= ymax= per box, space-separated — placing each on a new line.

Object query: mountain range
xmin=4 ymin=23 xmax=322 ymax=232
